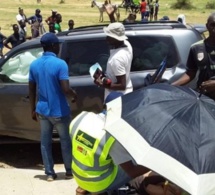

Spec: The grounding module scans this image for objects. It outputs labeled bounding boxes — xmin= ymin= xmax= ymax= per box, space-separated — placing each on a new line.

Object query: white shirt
xmin=105 ymin=40 xmax=133 ymax=100
xmin=16 ymin=14 xmax=26 ymax=22
xmin=16 ymin=14 xmax=27 ymax=32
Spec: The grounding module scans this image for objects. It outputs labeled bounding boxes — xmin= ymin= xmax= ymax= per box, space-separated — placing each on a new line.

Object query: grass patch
xmin=0 ymin=0 xmax=213 ymax=37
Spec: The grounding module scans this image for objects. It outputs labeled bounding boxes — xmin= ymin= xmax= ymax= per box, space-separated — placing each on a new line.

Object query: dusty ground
xmin=0 ymin=142 xmax=63 ymax=169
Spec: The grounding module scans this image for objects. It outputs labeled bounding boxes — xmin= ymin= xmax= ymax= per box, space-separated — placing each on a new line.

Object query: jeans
xmin=38 ymin=114 xmax=72 ymax=176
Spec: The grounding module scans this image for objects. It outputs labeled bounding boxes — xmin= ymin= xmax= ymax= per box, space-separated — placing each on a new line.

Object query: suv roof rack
xmin=56 ymin=21 xmax=187 ymax=36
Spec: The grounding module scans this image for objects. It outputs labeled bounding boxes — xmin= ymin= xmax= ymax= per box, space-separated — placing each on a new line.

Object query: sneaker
xmin=76 ymin=186 xmax=89 ymax=195
xmin=65 ymin=173 xmax=73 ymax=179
xmin=47 ymin=174 xmax=57 ymax=181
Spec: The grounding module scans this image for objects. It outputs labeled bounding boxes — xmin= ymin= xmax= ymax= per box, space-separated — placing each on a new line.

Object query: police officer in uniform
xmin=172 ymin=12 xmax=215 ymax=100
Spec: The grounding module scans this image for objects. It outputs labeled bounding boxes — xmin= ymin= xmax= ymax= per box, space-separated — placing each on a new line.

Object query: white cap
xmin=103 ymin=22 xmax=128 ymax=41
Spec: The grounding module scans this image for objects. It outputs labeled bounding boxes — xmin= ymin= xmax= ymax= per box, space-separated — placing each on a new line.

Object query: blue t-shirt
xmin=27 ymin=14 xmax=43 ymax=23
xmin=29 ymin=51 xmax=71 ymax=117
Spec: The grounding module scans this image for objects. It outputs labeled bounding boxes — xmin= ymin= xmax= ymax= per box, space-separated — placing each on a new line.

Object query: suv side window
xmin=65 ymin=40 xmax=109 ymax=76
xmin=64 ymin=36 xmax=178 ymax=76
xmin=0 ymin=47 xmax=43 ymax=83
xmin=129 ymin=36 xmax=179 ymax=71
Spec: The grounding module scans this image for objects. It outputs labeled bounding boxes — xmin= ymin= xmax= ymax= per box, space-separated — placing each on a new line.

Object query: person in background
xmin=0 ymin=27 xmax=7 ymax=57
xmin=28 ymin=32 xmax=77 ymax=181
xmin=104 ymin=0 xmax=116 ymax=23
xmin=140 ymin=0 xmax=147 ymax=21
xmin=123 ymin=13 xmax=136 ymax=23
xmin=45 ymin=9 xmax=58 ymax=28
xmin=70 ymin=91 xmax=149 ymax=195
xmin=4 ymin=24 xmax=26 ymax=50
xmin=67 ymin=19 xmax=74 ymax=30
xmin=148 ymin=0 xmax=154 ymax=21
xmin=27 ymin=9 xmax=44 ymax=38
xmin=159 ymin=15 xmax=170 ymax=21
xmin=48 ymin=22 xmax=56 ymax=33
xmin=172 ymin=12 xmax=215 ymax=100
xmin=95 ymin=22 xmax=133 ymax=101
xmin=54 ymin=13 xmax=62 ymax=33
xmin=154 ymin=0 xmax=159 ymax=21
xmin=177 ymin=14 xmax=186 ymax=25
xmin=145 ymin=0 xmax=150 ymax=21
xmin=16 ymin=7 xmax=28 ymax=35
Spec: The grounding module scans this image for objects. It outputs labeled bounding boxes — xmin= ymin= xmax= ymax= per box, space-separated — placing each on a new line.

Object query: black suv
xmin=0 ymin=21 xmax=206 ymax=141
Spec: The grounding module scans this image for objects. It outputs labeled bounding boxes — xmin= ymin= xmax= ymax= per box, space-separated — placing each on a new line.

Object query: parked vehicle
xmin=0 ymin=21 xmax=207 ymax=142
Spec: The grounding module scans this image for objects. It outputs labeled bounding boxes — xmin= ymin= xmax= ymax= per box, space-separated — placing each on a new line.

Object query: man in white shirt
xmin=16 ymin=7 xmax=28 ymax=35
xmin=94 ymin=22 xmax=133 ymax=100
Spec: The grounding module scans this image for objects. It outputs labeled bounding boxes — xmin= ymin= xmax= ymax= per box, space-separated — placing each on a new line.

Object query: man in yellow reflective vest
xmin=69 ymin=92 xmax=149 ymax=194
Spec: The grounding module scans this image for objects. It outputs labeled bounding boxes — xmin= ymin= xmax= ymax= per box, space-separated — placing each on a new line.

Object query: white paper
xmin=89 ymin=62 xmax=102 ymax=79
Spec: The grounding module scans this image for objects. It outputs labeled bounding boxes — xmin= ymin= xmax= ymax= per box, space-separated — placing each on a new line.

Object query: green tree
xmin=206 ymin=1 xmax=215 ymax=9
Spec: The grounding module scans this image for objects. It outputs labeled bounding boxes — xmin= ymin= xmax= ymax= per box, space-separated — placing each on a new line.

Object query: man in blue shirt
xmin=29 ymin=32 xmax=77 ymax=181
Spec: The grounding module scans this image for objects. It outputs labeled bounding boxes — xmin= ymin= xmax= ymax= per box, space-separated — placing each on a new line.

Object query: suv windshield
xmin=0 ymin=47 xmax=43 ymax=83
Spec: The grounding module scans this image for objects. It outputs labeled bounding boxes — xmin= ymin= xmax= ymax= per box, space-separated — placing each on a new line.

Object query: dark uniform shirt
xmin=186 ymin=39 xmax=215 ymax=88
xmin=187 ymin=40 xmax=215 ymax=100
xmin=4 ymin=32 xmax=26 ymax=48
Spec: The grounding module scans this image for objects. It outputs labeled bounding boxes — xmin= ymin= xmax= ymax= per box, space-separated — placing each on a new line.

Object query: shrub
xmin=206 ymin=1 xmax=215 ymax=9
xmin=171 ymin=0 xmax=195 ymax=9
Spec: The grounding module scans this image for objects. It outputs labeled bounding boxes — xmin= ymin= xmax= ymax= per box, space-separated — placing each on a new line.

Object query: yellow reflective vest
xmin=69 ymin=111 xmax=118 ymax=193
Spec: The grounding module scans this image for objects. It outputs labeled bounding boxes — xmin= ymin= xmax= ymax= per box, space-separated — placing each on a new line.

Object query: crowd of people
xmin=1 ymin=3 xmax=215 ymax=193
xmin=121 ymin=0 xmax=159 ymax=22
xmin=0 ymin=7 xmax=75 ymax=56
xmin=0 ymin=1 xmax=186 ymax=56
xmin=28 ymin=21 xmax=148 ymax=194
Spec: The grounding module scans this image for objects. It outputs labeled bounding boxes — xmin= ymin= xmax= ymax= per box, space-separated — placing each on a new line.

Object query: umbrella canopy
xmin=104 ymin=83 xmax=215 ymax=195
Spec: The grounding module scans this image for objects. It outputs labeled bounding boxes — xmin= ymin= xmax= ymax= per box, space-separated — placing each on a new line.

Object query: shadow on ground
xmin=0 ymin=142 xmax=63 ymax=169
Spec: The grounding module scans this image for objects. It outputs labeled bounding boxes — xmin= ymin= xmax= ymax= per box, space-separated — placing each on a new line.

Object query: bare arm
xmin=60 ymin=80 xmax=77 ymax=102
xmin=45 ymin=17 xmax=50 ymax=25
xmin=3 ymin=39 xmax=12 ymax=50
xmin=95 ymin=74 xmax=126 ymax=91
xmin=171 ymin=70 xmax=197 ymax=86
xmin=120 ymin=160 xmax=150 ymax=179
xmin=28 ymin=81 xmax=37 ymax=121
xmin=199 ymin=80 xmax=215 ymax=94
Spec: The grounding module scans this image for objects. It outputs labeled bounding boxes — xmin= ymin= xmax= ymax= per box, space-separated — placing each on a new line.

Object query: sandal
xmin=76 ymin=186 xmax=89 ymax=195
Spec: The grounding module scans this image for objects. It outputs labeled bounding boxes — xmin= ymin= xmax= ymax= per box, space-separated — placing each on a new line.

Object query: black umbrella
xmin=104 ymin=83 xmax=215 ymax=195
